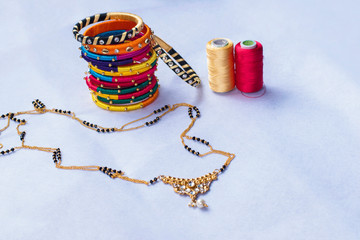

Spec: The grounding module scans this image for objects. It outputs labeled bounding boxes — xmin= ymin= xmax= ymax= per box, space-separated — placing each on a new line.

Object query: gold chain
xmin=0 ymin=99 xmax=235 ymax=208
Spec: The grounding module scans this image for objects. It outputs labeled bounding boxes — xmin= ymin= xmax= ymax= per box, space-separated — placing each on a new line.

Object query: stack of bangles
xmin=73 ymin=12 xmax=201 ymax=111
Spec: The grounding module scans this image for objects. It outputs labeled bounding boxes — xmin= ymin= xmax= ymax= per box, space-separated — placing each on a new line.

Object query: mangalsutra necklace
xmin=0 ymin=99 xmax=235 ymax=208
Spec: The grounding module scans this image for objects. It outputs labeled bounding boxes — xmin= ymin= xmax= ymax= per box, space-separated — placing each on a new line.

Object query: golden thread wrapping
xmin=206 ymin=38 xmax=235 ymax=93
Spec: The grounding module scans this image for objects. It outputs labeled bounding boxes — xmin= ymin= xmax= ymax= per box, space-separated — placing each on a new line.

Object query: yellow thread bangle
xmin=91 ymin=89 xmax=159 ymax=111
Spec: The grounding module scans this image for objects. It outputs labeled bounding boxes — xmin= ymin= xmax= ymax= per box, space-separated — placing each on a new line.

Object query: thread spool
xmin=206 ymin=38 xmax=235 ymax=93
xmin=235 ymin=40 xmax=264 ymax=93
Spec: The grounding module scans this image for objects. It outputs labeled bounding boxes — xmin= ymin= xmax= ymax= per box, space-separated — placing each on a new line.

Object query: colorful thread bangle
xmin=152 ymin=35 xmax=201 ymax=87
xmin=89 ymin=50 xmax=157 ymax=76
xmin=86 ymin=74 xmax=150 ymax=89
xmin=73 ymin=12 xmax=144 ymax=45
xmin=86 ymin=77 xmax=153 ymax=95
xmin=83 ymin=21 xmax=152 ymax=55
xmin=90 ymin=80 xmax=158 ymax=100
xmin=96 ymin=83 xmax=158 ymax=104
xmin=89 ymin=50 xmax=152 ymax=72
xmin=89 ymin=65 xmax=157 ymax=83
xmin=91 ymin=88 xmax=159 ymax=111
xmin=81 ymin=44 xmax=152 ymax=67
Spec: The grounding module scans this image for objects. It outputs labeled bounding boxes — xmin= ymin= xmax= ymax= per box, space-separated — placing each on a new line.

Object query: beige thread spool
xmin=206 ymin=38 xmax=235 ymax=93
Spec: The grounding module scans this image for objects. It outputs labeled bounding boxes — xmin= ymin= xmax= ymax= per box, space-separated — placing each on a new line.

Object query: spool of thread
xmin=206 ymin=38 xmax=235 ymax=93
xmin=235 ymin=40 xmax=264 ymax=93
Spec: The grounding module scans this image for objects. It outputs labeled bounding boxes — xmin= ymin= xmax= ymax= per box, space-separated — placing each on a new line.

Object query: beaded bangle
xmin=89 ymin=65 xmax=157 ymax=83
xmin=96 ymin=83 xmax=158 ymax=104
xmin=91 ymin=88 xmax=159 ymax=111
xmin=86 ymin=77 xmax=153 ymax=95
xmin=81 ymin=44 xmax=152 ymax=67
xmin=83 ymin=20 xmax=152 ymax=55
xmin=86 ymin=74 xmax=150 ymax=88
xmin=89 ymin=50 xmax=157 ymax=76
xmin=152 ymin=35 xmax=201 ymax=87
xmin=90 ymin=80 xmax=158 ymax=100
xmin=73 ymin=12 xmax=144 ymax=45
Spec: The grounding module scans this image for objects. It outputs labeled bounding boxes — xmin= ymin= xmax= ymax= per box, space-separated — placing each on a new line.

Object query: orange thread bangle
xmin=83 ymin=20 xmax=152 ymax=55
xmin=73 ymin=12 xmax=144 ymax=45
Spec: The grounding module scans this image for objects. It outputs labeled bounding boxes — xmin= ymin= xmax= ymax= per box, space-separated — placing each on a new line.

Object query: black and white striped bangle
xmin=152 ymin=35 xmax=201 ymax=87
xmin=72 ymin=12 xmax=144 ymax=45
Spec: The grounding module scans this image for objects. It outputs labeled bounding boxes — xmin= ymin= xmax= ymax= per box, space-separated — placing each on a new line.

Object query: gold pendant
xmin=160 ymin=171 xmax=219 ymax=208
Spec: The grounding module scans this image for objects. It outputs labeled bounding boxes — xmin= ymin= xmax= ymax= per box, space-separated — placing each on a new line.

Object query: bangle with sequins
xmin=89 ymin=50 xmax=157 ymax=76
xmin=83 ymin=20 xmax=152 ymax=55
xmin=73 ymin=12 xmax=144 ymax=45
xmin=152 ymin=35 xmax=201 ymax=87
xmin=89 ymin=65 xmax=157 ymax=83
xmin=91 ymin=88 xmax=159 ymax=111
xmin=86 ymin=73 xmax=151 ymax=88
xmin=81 ymin=44 xmax=152 ymax=67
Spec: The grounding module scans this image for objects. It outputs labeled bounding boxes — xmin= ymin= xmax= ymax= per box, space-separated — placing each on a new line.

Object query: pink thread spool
xmin=235 ymin=40 xmax=264 ymax=93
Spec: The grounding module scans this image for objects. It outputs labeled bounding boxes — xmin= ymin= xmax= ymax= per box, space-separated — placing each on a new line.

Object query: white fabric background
xmin=0 ymin=0 xmax=359 ymax=239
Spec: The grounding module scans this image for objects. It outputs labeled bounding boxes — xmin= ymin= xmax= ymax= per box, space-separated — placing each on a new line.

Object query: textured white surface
xmin=0 ymin=0 xmax=359 ymax=239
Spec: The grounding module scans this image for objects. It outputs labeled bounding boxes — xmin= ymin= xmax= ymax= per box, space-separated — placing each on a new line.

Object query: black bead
xmin=67 ymin=111 xmax=71 ymax=114
xmin=196 ymin=152 xmax=199 ymax=156
xmin=201 ymin=139 xmax=205 ymax=143
xmin=111 ymin=128 xmax=115 ymax=132
xmin=90 ymin=124 xmax=93 ymax=127
xmin=83 ymin=121 xmax=86 ymax=124
xmin=220 ymin=168 xmax=224 ymax=172
xmin=59 ymin=110 xmax=62 ymax=113
xmin=101 ymin=129 xmax=105 ymax=132
xmin=1 ymin=115 xmax=5 ymax=118
xmin=223 ymin=165 xmax=226 ymax=169
xmin=1 ymin=151 xmax=4 ymax=155
xmin=196 ymin=138 xmax=200 ymax=141
xmin=153 ymin=110 xmax=157 ymax=114
xmin=117 ymin=170 xmax=122 ymax=174
xmin=10 ymin=148 xmax=14 ymax=152
xmin=21 ymin=119 xmax=25 ymax=123
xmin=156 ymin=117 xmax=159 ymax=120
xmin=99 ymin=167 xmax=103 ymax=171
xmin=165 ymin=105 xmax=169 ymax=109
xmin=104 ymin=167 xmax=108 ymax=170
xmin=192 ymin=136 xmax=195 ymax=140
xmin=6 ymin=150 xmax=10 ymax=153
xmin=97 ymin=129 xmax=100 ymax=132
xmin=94 ymin=125 xmax=97 ymax=128
xmin=106 ymin=129 xmax=110 ymax=132
xmin=145 ymin=122 xmax=149 ymax=126
xmin=205 ymin=142 xmax=209 ymax=146
xmin=188 ymin=147 xmax=191 ymax=151
xmin=191 ymin=150 xmax=195 ymax=154
xmin=184 ymin=145 xmax=188 ymax=149
xmin=150 ymin=180 xmax=153 ymax=184
xmin=154 ymin=177 xmax=157 ymax=181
